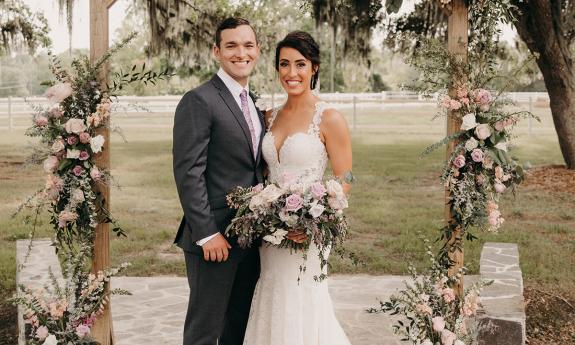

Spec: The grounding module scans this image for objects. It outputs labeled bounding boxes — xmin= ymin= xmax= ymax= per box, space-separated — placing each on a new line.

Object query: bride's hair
xmin=274 ymin=31 xmax=320 ymax=90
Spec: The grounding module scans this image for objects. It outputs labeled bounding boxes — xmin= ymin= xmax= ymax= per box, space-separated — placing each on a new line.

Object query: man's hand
xmin=202 ymin=233 xmax=232 ymax=262
xmin=287 ymin=230 xmax=308 ymax=244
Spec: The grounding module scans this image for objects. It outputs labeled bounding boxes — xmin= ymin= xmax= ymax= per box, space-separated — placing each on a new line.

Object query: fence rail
xmin=0 ymin=92 xmax=550 ymax=131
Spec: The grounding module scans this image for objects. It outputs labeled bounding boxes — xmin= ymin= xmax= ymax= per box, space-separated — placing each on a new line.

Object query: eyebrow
xmin=224 ymin=40 xmax=256 ymax=45
xmin=279 ymin=59 xmax=307 ymax=63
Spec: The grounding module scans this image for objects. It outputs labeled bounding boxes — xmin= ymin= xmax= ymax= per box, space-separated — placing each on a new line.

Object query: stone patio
xmin=16 ymin=239 xmax=525 ymax=345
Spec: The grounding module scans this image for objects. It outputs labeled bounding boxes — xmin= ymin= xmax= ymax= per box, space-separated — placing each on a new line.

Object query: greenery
xmin=0 ymin=0 xmax=51 ymax=56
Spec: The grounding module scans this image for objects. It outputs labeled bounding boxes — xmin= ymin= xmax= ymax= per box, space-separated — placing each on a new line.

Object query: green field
xmin=1 ymin=102 xmax=573 ymax=301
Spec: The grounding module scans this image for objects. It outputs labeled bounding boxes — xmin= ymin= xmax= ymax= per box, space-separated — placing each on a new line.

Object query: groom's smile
xmin=213 ymin=24 xmax=260 ymax=87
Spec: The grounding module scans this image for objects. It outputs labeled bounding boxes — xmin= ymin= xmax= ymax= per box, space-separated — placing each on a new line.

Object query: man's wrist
xmin=196 ymin=233 xmax=219 ymax=246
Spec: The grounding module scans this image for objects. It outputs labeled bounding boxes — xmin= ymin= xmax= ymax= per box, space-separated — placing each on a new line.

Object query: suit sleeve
xmin=173 ymin=91 xmax=218 ymax=242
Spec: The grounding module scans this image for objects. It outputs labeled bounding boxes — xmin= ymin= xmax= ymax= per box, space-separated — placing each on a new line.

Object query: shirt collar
xmin=217 ymin=68 xmax=250 ymax=98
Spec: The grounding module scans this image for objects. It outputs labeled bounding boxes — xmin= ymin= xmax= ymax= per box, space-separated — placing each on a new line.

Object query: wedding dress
xmin=242 ymin=101 xmax=351 ymax=345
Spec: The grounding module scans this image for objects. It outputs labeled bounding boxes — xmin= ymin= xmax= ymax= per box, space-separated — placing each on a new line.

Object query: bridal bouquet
xmin=225 ymin=178 xmax=350 ymax=278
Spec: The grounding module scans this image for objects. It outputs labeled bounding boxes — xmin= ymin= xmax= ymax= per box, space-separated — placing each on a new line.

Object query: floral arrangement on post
xmin=225 ymin=177 xmax=350 ymax=282
xmin=377 ymin=0 xmax=536 ymax=344
xmin=11 ymin=33 xmax=170 ymax=344
xmin=369 ymin=237 xmax=491 ymax=345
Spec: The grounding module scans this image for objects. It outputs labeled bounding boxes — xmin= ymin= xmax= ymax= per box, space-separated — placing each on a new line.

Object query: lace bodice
xmin=262 ymin=101 xmax=329 ymax=186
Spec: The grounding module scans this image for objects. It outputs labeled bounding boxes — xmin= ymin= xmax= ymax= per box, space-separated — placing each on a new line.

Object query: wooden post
xmin=90 ymin=1 xmax=117 ymax=344
xmin=446 ymin=0 xmax=468 ymax=297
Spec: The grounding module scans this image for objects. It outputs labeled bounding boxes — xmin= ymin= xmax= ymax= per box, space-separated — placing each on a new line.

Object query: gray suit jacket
xmin=173 ymin=74 xmax=265 ymax=253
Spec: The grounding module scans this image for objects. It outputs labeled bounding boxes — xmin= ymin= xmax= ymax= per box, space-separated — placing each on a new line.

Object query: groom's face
xmin=213 ymin=25 xmax=260 ymax=87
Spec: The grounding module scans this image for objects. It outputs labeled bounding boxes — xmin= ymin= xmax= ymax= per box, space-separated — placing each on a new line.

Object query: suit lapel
xmin=211 ymin=75 xmax=255 ymax=160
xmin=249 ymin=91 xmax=266 ymax=166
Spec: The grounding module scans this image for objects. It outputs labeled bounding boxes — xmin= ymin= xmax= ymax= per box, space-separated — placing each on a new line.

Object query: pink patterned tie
xmin=240 ymin=90 xmax=257 ymax=159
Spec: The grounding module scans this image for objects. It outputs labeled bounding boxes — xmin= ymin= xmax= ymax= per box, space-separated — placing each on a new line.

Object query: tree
xmin=0 ymin=0 xmax=51 ymax=55
xmin=385 ymin=0 xmax=575 ymax=169
xmin=510 ymin=0 xmax=575 ymax=169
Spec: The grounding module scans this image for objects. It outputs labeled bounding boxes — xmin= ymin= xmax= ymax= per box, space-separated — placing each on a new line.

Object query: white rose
xmin=259 ymin=184 xmax=284 ymax=204
xmin=421 ymin=340 xmax=433 ymax=345
xmin=289 ymin=182 xmax=306 ymax=195
xmin=90 ymin=135 xmax=105 ymax=153
xmin=263 ymin=229 xmax=288 ymax=245
xmin=460 ymin=113 xmax=477 ymax=130
xmin=71 ymin=189 xmax=85 ymax=204
xmin=454 ymin=340 xmax=465 ymax=345
xmin=279 ymin=211 xmax=299 ymax=227
xmin=464 ymin=137 xmax=478 ymax=151
xmin=42 ymin=334 xmax=58 ymax=345
xmin=65 ymin=118 xmax=87 ymax=134
xmin=51 ymin=139 xmax=65 ymax=153
xmin=325 ymin=179 xmax=344 ymax=197
xmin=328 ymin=196 xmax=348 ymax=210
xmin=495 ymin=141 xmax=508 ymax=152
xmin=474 ymin=124 xmax=492 ymax=140
xmin=308 ymin=203 xmax=325 ymax=218
xmin=248 ymin=194 xmax=265 ymax=211
xmin=66 ymin=149 xmax=80 ymax=159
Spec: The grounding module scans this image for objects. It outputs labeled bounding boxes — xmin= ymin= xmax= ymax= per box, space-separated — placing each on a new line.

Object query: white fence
xmin=0 ymin=92 xmax=550 ymax=131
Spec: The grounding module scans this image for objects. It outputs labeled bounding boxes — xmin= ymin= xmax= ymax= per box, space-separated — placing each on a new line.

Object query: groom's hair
xmin=275 ymin=31 xmax=321 ymax=90
xmin=215 ymin=17 xmax=258 ymax=47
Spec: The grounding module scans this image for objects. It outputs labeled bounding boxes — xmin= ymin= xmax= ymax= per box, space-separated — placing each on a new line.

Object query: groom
xmin=172 ymin=17 xmax=264 ymax=345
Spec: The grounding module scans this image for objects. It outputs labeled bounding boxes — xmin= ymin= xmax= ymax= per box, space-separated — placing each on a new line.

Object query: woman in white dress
xmin=243 ymin=31 xmax=353 ymax=345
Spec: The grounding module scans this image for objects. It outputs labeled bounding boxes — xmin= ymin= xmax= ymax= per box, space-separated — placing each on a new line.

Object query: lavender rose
xmin=471 ymin=148 xmax=484 ymax=162
xmin=285 ymin=194 xmax=303 ymax=212
xmin=452 ymin=154 xmax=466 ymax=169
xmin=75 ymin=324 xmax=90 ymax=338
xmin=310 ymin=181 xmax=327 ymax=199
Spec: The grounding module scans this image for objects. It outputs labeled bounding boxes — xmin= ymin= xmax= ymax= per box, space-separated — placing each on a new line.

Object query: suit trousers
xmin=183 ymin=246 xmax=260 ymax=345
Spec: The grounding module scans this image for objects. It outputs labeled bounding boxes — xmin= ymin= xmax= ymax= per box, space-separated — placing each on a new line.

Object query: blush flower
xmin=35 ymin=116 xmax=48 ymax=127
xmin=35 ymin=325 xmax=49 ymax=340
xmin=51 ymin=139 xmax=65 ymax=153
xmin=474 ymin=124 xmax=492 ymax=140
xmin=90 ymin=166 xmax=102 ymax=181
xmin=310 ymin=181 xmax=327 ymax=199
xmin=65 ymin=118 xmax=87 ymax=134
xmin=442 ymin=287 xmax=456 ymax=303
xmin=79 ymin=151 xmax=90 ymax=161
xmin=44 ymin=82 xmax=73 ymax=103
xmin=461 ymin=113 xmax=477 ymax=131
xmin=432 ymin=316 xmax=446 ymax=332
xmin=75 ymin=324 xmax=91 ymax=338
xmin=440 ymin=329 xmax=457 ymax=345
xmin=67 ymin=135 xmax=78 ymax=145
xmin=43 ymin=156 xmax=59 ymax=173
xmin=309 ymin=202 xmax=325 ymax=218
xmin=79 ymin=132 xmax=91 ymax=144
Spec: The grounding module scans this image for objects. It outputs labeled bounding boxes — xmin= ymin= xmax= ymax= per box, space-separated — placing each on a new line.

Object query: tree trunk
xmin=512 ymin=0 xmax=575 ymax=169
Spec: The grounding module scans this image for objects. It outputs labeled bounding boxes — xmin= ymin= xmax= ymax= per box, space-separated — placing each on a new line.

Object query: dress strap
xmin=307 ymin=101 xmax=327 ymax=137
xmin=267 ymin=106 xmax=281 ymax=129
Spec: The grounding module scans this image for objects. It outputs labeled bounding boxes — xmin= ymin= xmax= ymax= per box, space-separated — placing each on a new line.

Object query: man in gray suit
xmin=173 ymin=17 xmax=264 ymax=345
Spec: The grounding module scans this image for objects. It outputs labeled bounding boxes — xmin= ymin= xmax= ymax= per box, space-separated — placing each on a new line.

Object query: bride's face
xmin=278 ymin=47 xmax=317 ymax=96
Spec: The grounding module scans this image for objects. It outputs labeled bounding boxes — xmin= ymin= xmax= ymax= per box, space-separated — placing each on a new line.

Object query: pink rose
xmin=474 ymin=124 xmax=492 ymax=140
xmin=75 ymin=324 xmax=90 ymax=338
xmin=67 ymin=135 xmax=78 ymax=145
xmin=73 ymin=165 xmax=84 ymax=176
xmin=449 ymin=99 xmax=462 ymax=111
xmin=310 ymin=182 xmax=327 ymax=199
xmin=285 ymin=194 xmax=303 ymax=212
xmin=44 ymin=82 xmax=73 ymax=103
xmin=79 ymin=151 xmax=90 ymax=161
xmin=35 ymin=325 xmax=49 ymax=340
xmin=432 ymin=316 xmax=446 ymax=332
xmin=471 ymin=148 xmax=484 ymax=163
xmin=79 ymin=132 xmax=91 ymax=144
xmin=35 ymin=116 xmax=48 ymax=127
xmin=43 ymin=156 xmax=59 ymax=173
xmin=453 ymin=154 xmax=466 ymax=169
xmin=440 ymin=95 xmax=452 ymax=109
xmin=473 ymin=88 xmax=492 ymax=105
xmin=460 ymin=97 xmax=469 ymax=105
xmin=494 ymin=120 xmax=505 ymax=131
xmin=90 ymin=167 xmax=102 ymax=181
xmin=442 ymin=287 xmax=456 ymax=303
xmin=440 ymin=329 xmax=457 ymax=345
xmin=494 ymin=182 xmax=507 ymax=193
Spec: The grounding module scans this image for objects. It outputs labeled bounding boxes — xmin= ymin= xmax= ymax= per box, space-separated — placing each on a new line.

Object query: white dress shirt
xmin=196 ymin=68 xmax=262 ymax=246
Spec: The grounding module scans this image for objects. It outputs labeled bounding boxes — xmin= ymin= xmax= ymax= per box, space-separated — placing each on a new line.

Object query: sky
xmin=22 ymin=0 xmax=130 ymax=54
xmin=22 ymin=0 xmax=516 ymax=54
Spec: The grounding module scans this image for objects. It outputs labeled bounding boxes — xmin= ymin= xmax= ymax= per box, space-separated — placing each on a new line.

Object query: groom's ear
xmin=213 ymin=44 xmax=221 ymax=60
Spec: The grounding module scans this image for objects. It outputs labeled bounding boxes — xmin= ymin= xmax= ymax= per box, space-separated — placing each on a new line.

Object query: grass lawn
xmin=1 ymin=102 xmax=573 ymax=342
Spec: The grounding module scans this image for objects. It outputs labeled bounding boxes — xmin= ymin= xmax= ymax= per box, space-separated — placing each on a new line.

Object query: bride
xmin=243 ymin=31 xmax=352 ymax=345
